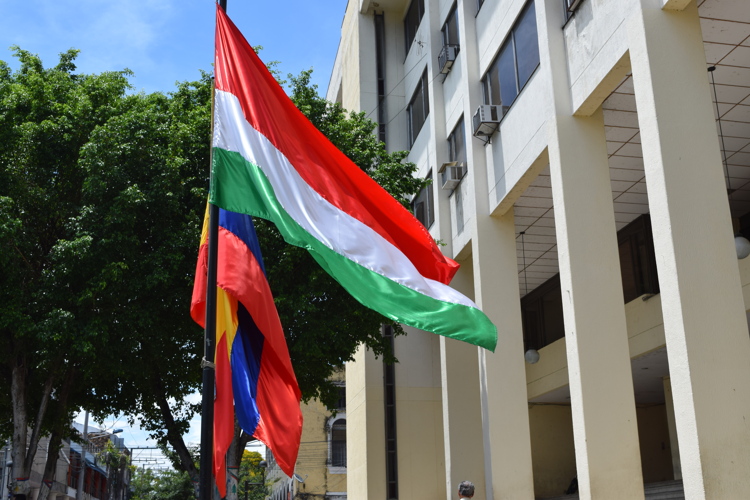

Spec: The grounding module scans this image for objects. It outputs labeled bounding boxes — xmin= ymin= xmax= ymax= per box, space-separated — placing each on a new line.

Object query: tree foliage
xmin=1 ymin=47 xmax=424 ymax=484
xmin=239 ymin=450 xmax=269 ymax=500
xmin=130 ymin=467 xmax=196 ymax=500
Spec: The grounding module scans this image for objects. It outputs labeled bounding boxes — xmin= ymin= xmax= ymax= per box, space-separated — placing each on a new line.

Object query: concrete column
xmin=628 ymin=3 xmax=750 ymax=498
xmin=345 ymin=345 xmax=386 ymax=500
xmin=441 ymin=264 xmax=486 ymax=500
xmin=538 ymin=0 xmax=645 ymax=497
xmin=476 ymin=209 xmax=536 ymax=500
xmin=393 ymin=330 xmax=446 ymax=500
xmin=548 ymin=110 xmax=645 ymax=500
xmin=662 ymin=377 xmax=682 ymax=480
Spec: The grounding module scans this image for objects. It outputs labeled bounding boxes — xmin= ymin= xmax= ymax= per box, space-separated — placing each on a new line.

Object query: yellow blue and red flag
xmin=191 ymin=207 xmax=302 ymax=497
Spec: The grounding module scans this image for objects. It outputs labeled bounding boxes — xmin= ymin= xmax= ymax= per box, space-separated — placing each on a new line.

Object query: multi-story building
xmin=326 ymin=0 xmax=750 ymax=499
xmin=6 ymin=425 xmax=129 ymax=500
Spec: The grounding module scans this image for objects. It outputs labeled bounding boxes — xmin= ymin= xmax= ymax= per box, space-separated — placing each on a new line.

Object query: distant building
xmin=6 ymin=424 xmax=129 ymax=500
xmin=268 ymin=371 xmax=347 ymax=500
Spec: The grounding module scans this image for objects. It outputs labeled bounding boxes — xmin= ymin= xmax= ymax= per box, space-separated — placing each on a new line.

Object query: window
xmin=618 ymin=215 xmax=659 ymax=303
xmin=481 ymin=2 xmax=539 ymax=113
xmin=407 ymin=70 xmax=430 ymax=146
xmin=335 ymin=385 xmax=346 ymax=410
xmin=521 ymin=214 xmax=659 ymax=351
xmin=330 ymin=418 xmax=347 ymax=468
xmin=521 ymin=274 xmax=565 ymax=351
xmin=448 ymin=118 xmax=466 ymax=163
xmin=404 ymin=0 xmax=425 ymax=53
xmin=442 ymin=4 xmax=460 ymax=49
xmin=412 ymin=171 xmax=435 ymax=229
xmin=439 ymin=4 xmax=460 ymax=73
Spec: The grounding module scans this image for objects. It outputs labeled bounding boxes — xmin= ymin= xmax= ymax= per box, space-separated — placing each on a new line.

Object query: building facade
xmin=267 ymin=372 xmax=348 ymax=500
xmin=326 ymin=0 xmax=750 ymax=499
xmin=5 ymin=426 xmax=129 ymax=500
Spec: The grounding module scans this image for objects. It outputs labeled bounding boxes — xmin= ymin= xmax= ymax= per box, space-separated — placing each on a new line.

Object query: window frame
xmin=412 ymin=170 xmax=435 ymax=229
xmin=404 ymin=0 xmax=426 ymax=54
xmin=328 ymin=414 xmax=347 ymax=473
xmin=441 ymin=3 xmax=460 ymax=49
xmin=407 ymin=69 xmax=430 ymax=147
xmin=520 ymin=214 xmax=659 ymax=351
xmin=481 ymin=1 xmax=540 ymax=114
xmin=448 ymin=117 xmax=466 ymax=164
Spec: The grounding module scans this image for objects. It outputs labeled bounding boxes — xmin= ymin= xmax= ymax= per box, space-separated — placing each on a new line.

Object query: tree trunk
xmin=10 ymin=356 xmax=29 ymax=496
xmin=36 ymin=369 xmax=75 ymax=500
xmin=35 ymin=426 xmax=63 ymax=500
xmin=225 ymin=425 xmax=244 ymax=500
xmin=153 ymin=375 xmax=200 ymax=482
xmin=24 ymin=372 xmax=56 ymax=472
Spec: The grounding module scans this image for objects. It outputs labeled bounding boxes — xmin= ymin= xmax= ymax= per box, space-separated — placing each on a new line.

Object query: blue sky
xmin=0 ymin=0 xmax=348 ymax=94
xmin=2 ymin=0 xmax=347 ymax=460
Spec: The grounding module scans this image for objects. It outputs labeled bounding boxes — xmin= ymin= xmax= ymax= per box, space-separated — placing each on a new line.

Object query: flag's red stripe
xmin=214 ymin=333 xmax=234 ymax=498
xmin=214 ymin=6 xmax=458 ymax=285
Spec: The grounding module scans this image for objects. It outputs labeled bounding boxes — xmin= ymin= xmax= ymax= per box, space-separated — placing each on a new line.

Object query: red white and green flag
xmin=212 ymin=5 xmax=497 ymax=352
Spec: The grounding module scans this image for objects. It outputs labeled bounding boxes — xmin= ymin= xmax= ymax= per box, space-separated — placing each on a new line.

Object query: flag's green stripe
xmin=210 ymin=148 xmax=497 ymax=351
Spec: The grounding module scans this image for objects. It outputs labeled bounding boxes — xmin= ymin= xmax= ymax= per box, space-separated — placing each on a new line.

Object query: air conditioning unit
xmin=439 ymin=161 xmax=467 ymax=191
xmin=472 ymin=104 xmax=502 ymax=137
xmin=438 ymin=44 xmax=459 ymax=74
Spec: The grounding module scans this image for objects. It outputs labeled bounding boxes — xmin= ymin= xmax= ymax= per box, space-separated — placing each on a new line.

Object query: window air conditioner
xmin=472 ymin=104 xmax=502 ymax=137
xmin=438 ymin=45 xmax=459 ymax=74
xmin=439 ymin=161 xmax=467 ymax=191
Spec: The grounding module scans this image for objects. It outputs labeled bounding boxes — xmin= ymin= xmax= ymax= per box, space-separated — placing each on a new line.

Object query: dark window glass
xmin=412 ymin=171 xmax=434 ymax=229
xmin=521 ymin=275 xmax=564 ymax=351
xmin=448 ymin=118 xmax=466 ymax=163
xmin=336 ymin=386 xmax=346 ymax=410
xmin=482 ymin=0 xmax=540 ymax=111
xmin=541 ymin=285 xmax=564 ymax=344
xmin=455 ymin=187 xmax=464 ymax=234
xmin=407 ymin=70 xmax=430 ymax=146
xmin=521 ymin=214 xmax=659 ymax=350
xmin=442 ymin=4 xmax=460 ymax=47
xmin=498 ymin=41 xmax=518 ymax=106
xmin=618 ymin=215 xmax=659 ymax=303
xmin=331 ymin=419 xmax=347 ymax=467
xmin=515 ymin=3 xmax=540 ymax=90
xmin=487 ymin=62 xmax=501 ymax=106
xmin=404 ymin=0 xmax=425 ymax=53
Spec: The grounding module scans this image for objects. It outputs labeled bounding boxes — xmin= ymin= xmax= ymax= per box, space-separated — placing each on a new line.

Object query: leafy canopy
xmin=1 ymin=48 xmax=425 ymax=479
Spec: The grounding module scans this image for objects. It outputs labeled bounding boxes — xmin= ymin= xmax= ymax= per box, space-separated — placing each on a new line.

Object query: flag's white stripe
xmin=213 ymin=90 xmax=478 ymax=310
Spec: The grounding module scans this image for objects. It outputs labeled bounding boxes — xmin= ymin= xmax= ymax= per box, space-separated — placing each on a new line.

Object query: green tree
xmin=0 ymin=46 xmax=210 ymax=493
xmin=96 ymin=440 xmax=131 ymax=500
xmin=130 ymin=467 xmax=159 ymax=500
xmin=1 ymin=47 xmax=425 ymax=488
xmin=130 ymin=467 xmax=195 ymax=500
xmin=0 ymin=46 xmax=134 ymax=496
xmin=237 ymin=450 xmax=268 ymax=500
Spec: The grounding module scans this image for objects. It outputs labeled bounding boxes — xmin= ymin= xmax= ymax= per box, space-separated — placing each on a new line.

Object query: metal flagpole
xmin=200 ymin=2 xmax=227 ymax=499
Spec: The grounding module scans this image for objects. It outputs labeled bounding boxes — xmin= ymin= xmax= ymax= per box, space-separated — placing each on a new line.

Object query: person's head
xmin=458 ymin=481 xmax=475 ymax=498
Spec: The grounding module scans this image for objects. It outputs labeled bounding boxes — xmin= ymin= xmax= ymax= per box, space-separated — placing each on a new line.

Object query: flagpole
xmin=200 ymin=2 xmax=227 ymax=500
